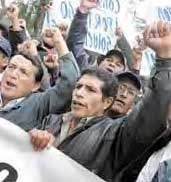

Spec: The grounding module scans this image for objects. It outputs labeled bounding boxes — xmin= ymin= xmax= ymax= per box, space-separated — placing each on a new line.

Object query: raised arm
xmin=7 ymin=4 xmax=27 ymax=54
xmin=115 ymin=27 xmax=133 ymax=70
xmin=66 ymin=0 xmax=97 ymax=71
xmin=113 ymin=21 xmax=171 ymax=176
xmin=38 ymin=27 xmax=80 ymax=118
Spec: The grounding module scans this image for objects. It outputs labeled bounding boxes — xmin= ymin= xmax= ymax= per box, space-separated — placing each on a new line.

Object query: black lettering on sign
xmin=158 ymin=7 xmax=171 ymax=21
xmin=60 ymin=1 xmax=75 ymax=20
xmin=0 ymin=163 xmax=18 ymax=182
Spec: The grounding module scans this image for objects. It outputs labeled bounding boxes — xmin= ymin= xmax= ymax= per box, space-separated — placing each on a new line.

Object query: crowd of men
xmin=0 ymin=0 xmax=171 ymax=181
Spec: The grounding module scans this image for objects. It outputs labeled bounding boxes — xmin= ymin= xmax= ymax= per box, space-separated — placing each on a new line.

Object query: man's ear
xmin=32 ymin=82 xmax=41 ymax=92
xmin=103 ymin=97 xmax=114 ymax=111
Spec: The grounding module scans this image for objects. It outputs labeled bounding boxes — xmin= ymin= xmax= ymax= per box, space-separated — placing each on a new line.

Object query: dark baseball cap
xmin=97 ymin=49 xmax=127 ymax=69
xmin=105 ymin=49 xmax=126 ymax=66
xmin=117 ymin=71 xmax=141 ymax=90
xmin=0 ymin=36 xmax=12 ymax=57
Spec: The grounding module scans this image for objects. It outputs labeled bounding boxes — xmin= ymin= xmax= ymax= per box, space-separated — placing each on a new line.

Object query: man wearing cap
xmin=29 ymin=18 xmax=171 ymax=182
xmin=98 ymin=49 xmax=126 ymax=74
xmin=108 ymin=71 xmax=141 ymax=119
xmin=66 ymin=0 xmax=127 ymax=74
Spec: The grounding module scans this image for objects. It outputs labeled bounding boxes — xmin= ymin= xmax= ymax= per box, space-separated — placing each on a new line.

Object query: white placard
xmin=0 ymin=118 xmax=105 ymax=182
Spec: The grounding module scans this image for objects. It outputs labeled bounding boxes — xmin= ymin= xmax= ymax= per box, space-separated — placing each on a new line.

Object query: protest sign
xmin=43 ymin=0 xmax=128 ymax=54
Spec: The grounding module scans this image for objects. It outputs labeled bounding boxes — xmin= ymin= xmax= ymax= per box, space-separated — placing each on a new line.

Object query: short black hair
xmin=81 ymin=67 xmax=118 ymax=98
xmin=15 ymin=54 xmax=44 ymax=82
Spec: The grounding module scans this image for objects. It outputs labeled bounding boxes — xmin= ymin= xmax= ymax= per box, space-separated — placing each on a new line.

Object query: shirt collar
xmin=0 ymin=94 xmax=25 ymax=110
xmin=62 ymin=112 xmax=97 ymax=129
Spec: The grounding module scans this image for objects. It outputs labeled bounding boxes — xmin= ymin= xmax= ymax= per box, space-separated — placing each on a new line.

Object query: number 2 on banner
xmin=0 ymin=163 xmax=18 ymax=182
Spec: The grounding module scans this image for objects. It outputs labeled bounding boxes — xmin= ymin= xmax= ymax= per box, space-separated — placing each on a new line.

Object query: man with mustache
xmin=0 ymin=27 xmax=79 ymax=131
xmin=29 ymin=19 xmax=171 ymax=181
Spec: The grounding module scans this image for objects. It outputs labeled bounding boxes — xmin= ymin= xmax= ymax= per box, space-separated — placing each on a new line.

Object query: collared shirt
xmin=0 ymin=94 xmax=25 ymax=111
xmin=56 ymin=112 xmax=95 ymax=147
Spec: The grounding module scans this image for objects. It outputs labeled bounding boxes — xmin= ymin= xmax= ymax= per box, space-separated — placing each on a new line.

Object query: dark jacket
xmin=0 ymin=52 xmax=80 ymax=131
xmin=115 ymin=128 xmax=171 ymax=182
xmin=43 ymin=59 xmax=171 ymax=181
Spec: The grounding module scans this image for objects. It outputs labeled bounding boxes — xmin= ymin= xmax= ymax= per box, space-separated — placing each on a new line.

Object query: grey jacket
xmin=44 ymin=59 xmax=171 ymax=181
xmin=0 ymin=52 xmax=80 ymax=131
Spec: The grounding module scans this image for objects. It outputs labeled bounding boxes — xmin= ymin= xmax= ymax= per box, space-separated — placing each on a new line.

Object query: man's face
xmin=99 ymin=56 xmax=124 ymax=74
xmin=0 ymin=51 xmax=8 ymax=73
xmin=71 ymin=74 xmax=112 ymax=119
xmin=111 ymin=79 xmax=139 ymax=115
xmin=1 ymin=55 xmax=39 ymax=102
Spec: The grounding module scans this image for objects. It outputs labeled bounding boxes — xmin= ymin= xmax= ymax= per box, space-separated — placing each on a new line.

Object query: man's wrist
xmin=78 ymin=5 xmax=89 ymax=14
xmin=10 ymin=17 xmax=18 ymax=24
xmin=54 ymin=37 xmax=64 ymax=46
xmin=156 ymin=51 xmax=171 ymax=60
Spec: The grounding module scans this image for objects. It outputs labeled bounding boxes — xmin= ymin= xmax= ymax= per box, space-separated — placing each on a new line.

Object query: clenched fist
xmin=143 ymin=21 xmax=171 ymax=59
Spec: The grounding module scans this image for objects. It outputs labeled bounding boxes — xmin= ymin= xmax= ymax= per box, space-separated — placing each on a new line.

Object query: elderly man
xmin=108 ymin=71 xmax=141 ymax=119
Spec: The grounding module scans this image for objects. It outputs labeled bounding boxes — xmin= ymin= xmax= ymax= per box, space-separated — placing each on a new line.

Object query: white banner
xmin=43 ymin=0 xmax=128 ymax=54
xmin=0 ymin=118 xmax=105 ymax=182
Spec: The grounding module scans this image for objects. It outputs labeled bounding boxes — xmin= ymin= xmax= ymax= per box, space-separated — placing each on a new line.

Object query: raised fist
xmin=57 ymin=22 xmax=69 ymax=40
xmin=115 ymin=27 xmax=124 ymax=39
xmin=42 ymin=27 xmax=63 ymax=47
xmin=18 ymin=39 xmax=39 ymax=56
xmin=79 ymin=0 xmax=98 ymax=13
xmin=143 ymin=21 xmax=171 ymax=59
xmin=43 ymin=53 xmax=59 ymax=69
xmin=6 ymin=4 xmax=19 ymax=22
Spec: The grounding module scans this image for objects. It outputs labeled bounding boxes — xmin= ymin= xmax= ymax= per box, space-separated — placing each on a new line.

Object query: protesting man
xmin=108 ymin=71 xmax=141 ymax=119
xmin=30 ymin=18 xmax=171 ymax=181
xmin=0 ymin=27 xmax=80 ymax=131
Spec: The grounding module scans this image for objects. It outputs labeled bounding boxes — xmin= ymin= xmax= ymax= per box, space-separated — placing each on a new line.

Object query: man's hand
xmin=43 ymin=54 xmax=59 ymax=69
xmin=42 ymin=27 xmax=69 ymax=56
xmin=79 ymin=0 xmax=98 ymax=14
xmin=57 ymin=22 xmax=69 ymax=40
xmin=18 ymin=39 xmax=39 ymax=56
xmin=115 ymin=27 xmax=124 ymax=39
xmin=135 ymin=35 xmax=147 ymax=51
xmin=6 ymin=4 xmax=19 ymax=22
xmin=42 ymin=27 xmax=64 ymax=45
xmin=143 ymin=21 xmax=171 ymax=58
xmin=29 ymin=129 xmax=55 ymax=151
xmin=41 ymin=2 xmax=53 ymax=12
